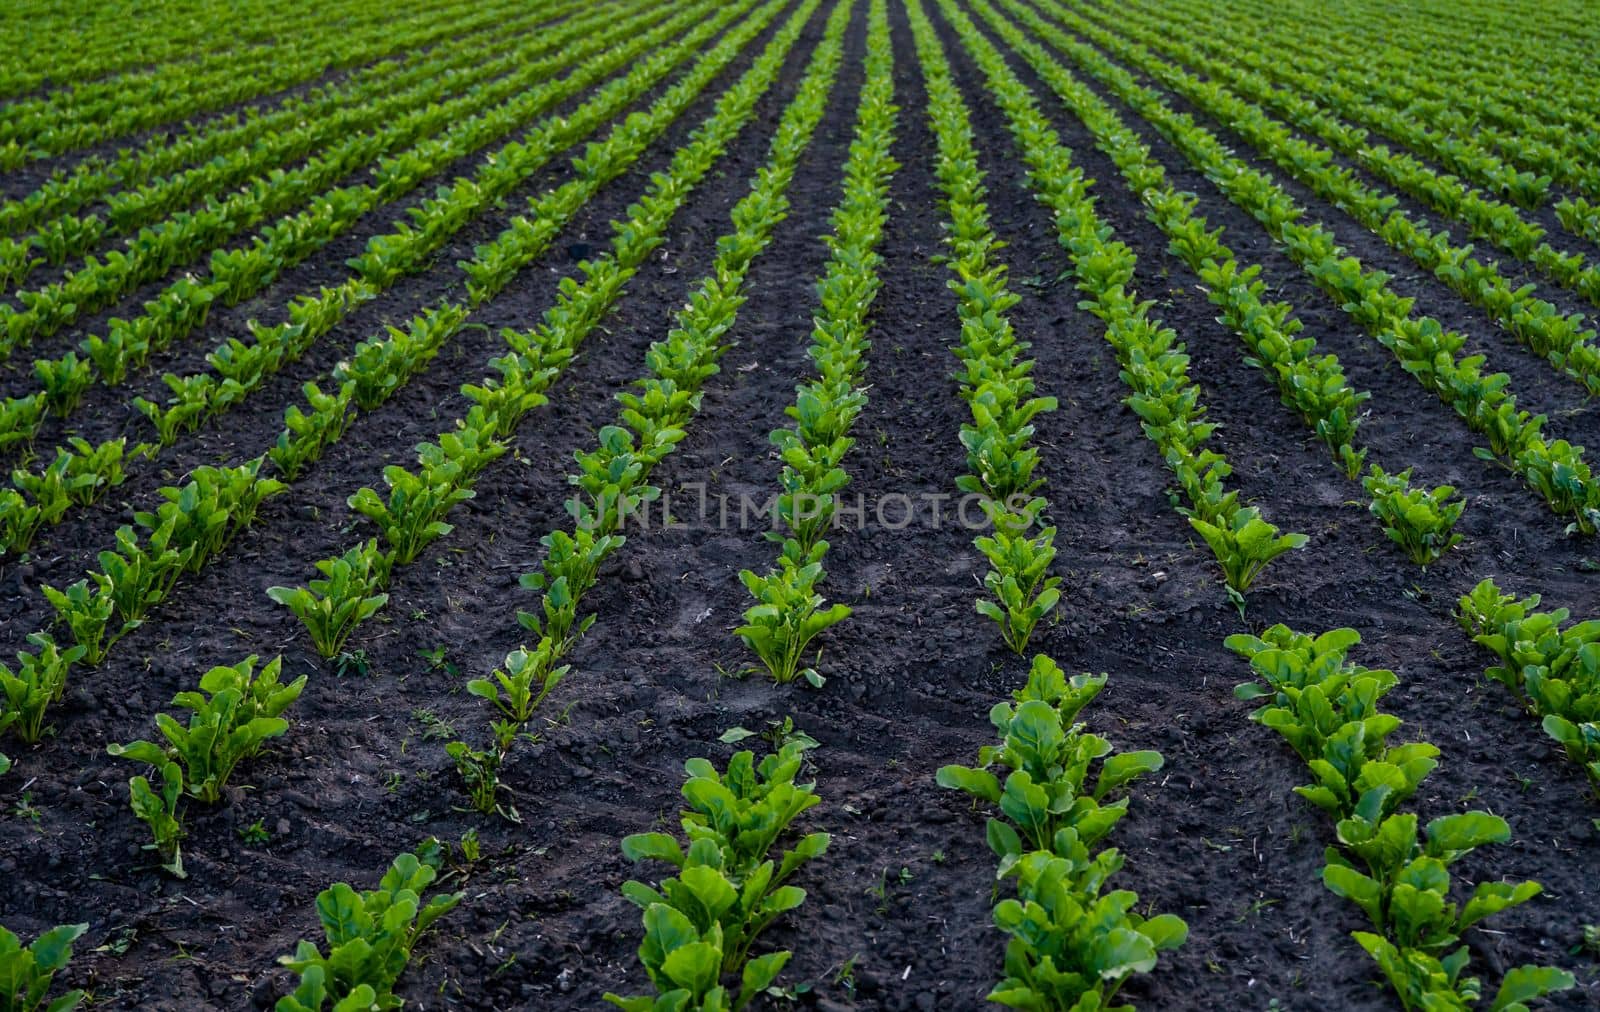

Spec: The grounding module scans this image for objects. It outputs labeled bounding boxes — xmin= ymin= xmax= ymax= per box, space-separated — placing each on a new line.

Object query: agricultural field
xmin=3 ymin=0 xmax=1600 ymax=1007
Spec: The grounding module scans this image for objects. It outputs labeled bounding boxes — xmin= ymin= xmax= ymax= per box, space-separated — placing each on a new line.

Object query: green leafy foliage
xmin=607 ymin=739 xmax=828 ymax=1010
xmin=268 ymin=541 xmax=391 ymax=658
xmin=444 ymin=740 xmax=516 ymax=822
xmin=271 ymin=382 xmax=356 ymax=480
xmin=277 ymin=846 xmax=463 ymax=1011
xmin=127 ymin=760 xmax=185 ymax=878
xmin=935 ymin=653 xmax=1182 ymax=1009
xmin=1011 ymin=0 xmax=1600 ymax=535
xmin=927 ymin=0 xmax=1307 ymax=602
xmin=1187 ymin=506 xmax=1309 ymax=594
xmin=1227 ymin=624 xmax=1574 ymax=1009
xmin=40 ymin=579 xmax=127 ymax=667
xmin=1457 ymin=580 xmax=1600 ymax=792
xmin=735 ymin=539 xmax=850 ymax=685
xmin=467 ymin=641 xmax=567 ymax=726
xmin=1363 ymin=466 xmax=1465 ymax=565
xmin=0 ymin=921 xmax=88 ymax=1012
xmin=974 ymin=523 xmax=1061 ymax=654
xmin=0 ymin=634 xmax=86 ymax=745
xmin=108 ymin=655 xmax=304 ymax=803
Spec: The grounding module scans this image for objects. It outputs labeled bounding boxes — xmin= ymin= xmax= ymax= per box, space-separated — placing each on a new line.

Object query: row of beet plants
xmin=911 ymin=0 xmax=1061 ymax=655
xmin=607 ymin=735 xmax=831 ymax=1009
xmin=0 ymin=458 xmax=285 ymax=747
xmin=268 ymin=0 xmax=802 ymax=656
xmin=0 ymin=840 xmax=465 ymax=1009
xmin=938 ymin=0 xmax=1305 ymax=608
xmin=480 ymin=11 xmax=854 ymax=1006
xmin=736 ymin=0 xmax=898 ymax=687
xmin=0 ymin=0 xmax=491 ymax=165
xmin=979 ymin=0 xmax=1464 ymax=568
xmin=1227 ymin=626 xmax=1574 ymax=1008
xmin=1140 ymin=0 xmax=1555 ymax=210
xmin=1457 ymin=581 xmax=1600 ymax=797
xmin=128 ymin=0 xmax=725 ymax=443
xmin=279 ymin=0 xmax=793 ymax=478
xmin=1056 ymin=7 xmax=1600 ymax=399
xmin=0 ymin=0 xmax=592 ymax=293
xmin=1143 ymin=0 xmax=1600 ymax=214
xmin=938 ymin=655 xmax=1186 ymax=1009
xmin=608 ymin=8 xmax=918 ymax=1002
xmin=910 ymin=3 xmax=1186 ymax=1007
xmin=1026 ymin=0 xmax=1600 ymax=536
xmin=452 ymin=0 xmax=839 ymax=817
xmin=0 ymin=0 xmax=384 ymax=100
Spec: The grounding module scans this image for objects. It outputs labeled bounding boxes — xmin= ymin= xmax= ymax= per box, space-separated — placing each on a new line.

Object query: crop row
xmin=736 ymin=0 xmax=897 ymax=687
xmin=944 ymin=0 xmax=1309 ymax=605
xmin=974 ymin=0 xmax=1466 ymax=567
xmin=1082 ymin=1 xmax=1600 ymax=311
xmin=0 ymin=0 xmax=498 ymax=166
xmin=1203 ymin=0 xmax=1600 ymax=202
xmin=1135 ymin=0 xmax=1600 ymax=211
xmin=268 ymin=0 xmax=819 ymax=668
xmin=1458 ymin=582 xmax=1600 ymax=795
xmin=1 ymin=833 xmax=464 ymax=1009
xmin=281 ymin=3 xmax=852 ymax=1003
xmin=1228 ymin=627 xmax=1574 ymax=1008
xmin=912 ymin=0 xmax=1063 ymax=658
xmin=910 ymin=1 xmax=1185 ymax=1004
xmin=360 ymin=0 xmax=842 ymax=828
xmin=0 ymin=0 xmax=572 ymax=240
xmin=0 ymin=0 xmax=467 ymax=99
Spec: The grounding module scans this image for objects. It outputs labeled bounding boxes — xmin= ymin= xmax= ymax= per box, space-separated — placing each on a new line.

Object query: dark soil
xmin=0 ymin=1 xmax=1596 ymax=1011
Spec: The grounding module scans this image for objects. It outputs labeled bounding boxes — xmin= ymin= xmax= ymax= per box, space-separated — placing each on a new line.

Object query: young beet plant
xmin=1457 ymin=580 xmax=1600 ymax=793
xmin=937 ymin=654 xmax=1185 ymax=1008
xmin=607 ymin=738 xmax=829 ymax=1010
xmin=41 ymin=578 xmax=133 ymax=667
xmin=109 ymin=655 xmax=304 ymax=877
xmin=128 ymin=760 xmax=186 ymax=878
xmin=450 ymin=639 xmax=570 ymax=822
xmin=271 ymin=381 xmax=356 ymax=480
xmin=974 ymin=521 xmax=1061 ymax=655
xmin=1186 ymin=506 xmax=1308 ymax=604
xmin=108 ymin=655 xmax=304 ymax=802
xmin=1363 ymin=465 xmax=1465 ymax=565
xmin=735 ymin=539 xmax=850 ymax=687
xmin=277 ymin=844 xmax=463 ymax=1011
xmin=1226 ymin=626 xmax=1574 ymax=1009
xmin=0 ymin=920 xmax=89 ymax=1012
xmin=268 ymin=540 xmax=391 ymax=658
xmin=735 ymin=0 xmax=898 ymax=682
xmin=0 ymin=634 xmax=85 ymax=745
